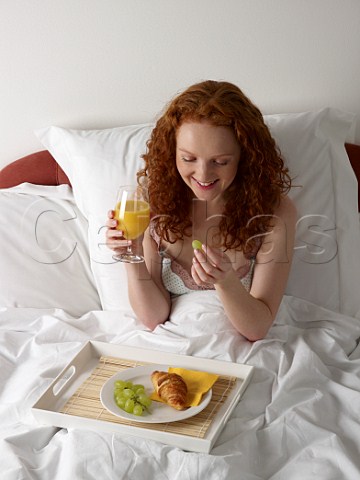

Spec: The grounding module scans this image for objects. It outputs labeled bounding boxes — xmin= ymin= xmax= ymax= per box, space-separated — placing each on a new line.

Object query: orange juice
xmin=114 ymin=199 xmax=150 ymax=239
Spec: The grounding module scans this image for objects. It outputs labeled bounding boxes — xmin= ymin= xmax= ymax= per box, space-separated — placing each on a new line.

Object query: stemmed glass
xmin=113 ymin=184 xmax=150 ymax=263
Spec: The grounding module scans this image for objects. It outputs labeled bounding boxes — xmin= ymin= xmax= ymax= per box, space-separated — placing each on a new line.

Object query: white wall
xmin=1 ymin=0 xmax=359 ymax=168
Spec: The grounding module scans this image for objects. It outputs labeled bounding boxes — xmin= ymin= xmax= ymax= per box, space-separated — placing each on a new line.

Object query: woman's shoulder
xmin=255 ymin=195 xmax=297 ymax=263
xmin=274 ymin=195 xmax=297 ymax=224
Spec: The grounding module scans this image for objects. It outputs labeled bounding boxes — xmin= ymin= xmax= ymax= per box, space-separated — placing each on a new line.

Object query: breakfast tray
xmin=32 ymin=341 xmax=254 ymax=453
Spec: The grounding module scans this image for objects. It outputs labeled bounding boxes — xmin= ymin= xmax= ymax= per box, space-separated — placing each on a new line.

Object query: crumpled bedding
xmin=1 ymin=291 xmax=360 ymax=479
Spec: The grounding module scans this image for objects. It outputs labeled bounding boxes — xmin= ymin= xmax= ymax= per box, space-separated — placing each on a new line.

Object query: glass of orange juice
xmin=113 ymin=185 xmax=150 ymax=263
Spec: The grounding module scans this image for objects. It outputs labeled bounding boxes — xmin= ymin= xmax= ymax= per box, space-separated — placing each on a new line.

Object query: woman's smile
xmin=192 ymin=177 xmax=219 ymax=189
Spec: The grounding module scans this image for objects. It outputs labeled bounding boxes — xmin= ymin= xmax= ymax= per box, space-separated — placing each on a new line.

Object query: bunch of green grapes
xmin=113 ymin=380 xmax=152 ymax=416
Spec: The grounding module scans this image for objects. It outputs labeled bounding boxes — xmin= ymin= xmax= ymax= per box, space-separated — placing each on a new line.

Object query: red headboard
xmin=345 ymin=143 xmax=360 ymax=211
xmin=1 ymin=144 xmax=360 ymax=211
xmin=0 ymin=150 xmax=70 ymax=187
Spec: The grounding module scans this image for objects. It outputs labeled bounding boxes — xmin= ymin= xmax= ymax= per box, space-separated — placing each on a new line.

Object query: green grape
xmin=137 ymin=393 xmax=152 ymax=408
xmin=115 ymin=391 xmax=125 ymax=401
xmin=133 ymin=384 xmax=145 ymax=394
xmin=114 ymin=388 xmax=124 ymax=397
xmin=133 ymin=404 xmax=143 ymax=416
xmin=116 ymin=396 xmax=126 ymax=409
xmin=136 ymin=393 xmax=147 ymax=404
xmin=124 ymin=399 xmax=135 ymax=413
xmin=114 ymin=380 xmax=127 ymax=389
xmin=192 ymin=239 xmax=202 ymax=250
xmin=123 ymin=388 xmax=135 ymax=399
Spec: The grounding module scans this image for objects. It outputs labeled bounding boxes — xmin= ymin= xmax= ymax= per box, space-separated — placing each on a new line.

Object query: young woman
xmin=106 ymin=80 xmax=297 ymax=340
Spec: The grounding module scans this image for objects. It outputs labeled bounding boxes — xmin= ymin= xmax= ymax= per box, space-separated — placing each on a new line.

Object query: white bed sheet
xmin=1 ymin=292 xmax=360 ymax=479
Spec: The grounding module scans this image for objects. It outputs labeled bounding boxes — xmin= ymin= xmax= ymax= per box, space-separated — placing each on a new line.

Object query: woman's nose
xmin=196 ymin=160 xmax=213 ymax=180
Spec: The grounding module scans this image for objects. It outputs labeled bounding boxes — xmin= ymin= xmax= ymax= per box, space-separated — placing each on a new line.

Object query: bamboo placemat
xmin=60 ymin=356 xmax=238 ymax=438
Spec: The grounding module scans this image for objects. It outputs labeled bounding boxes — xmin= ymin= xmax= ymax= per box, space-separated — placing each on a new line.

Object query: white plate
xmin=100 ymin=364 xmax=212 ymax=424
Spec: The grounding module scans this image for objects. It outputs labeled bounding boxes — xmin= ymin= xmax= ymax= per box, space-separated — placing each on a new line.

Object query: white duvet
xmin=2 ymin=291 xmax=360 ymax=480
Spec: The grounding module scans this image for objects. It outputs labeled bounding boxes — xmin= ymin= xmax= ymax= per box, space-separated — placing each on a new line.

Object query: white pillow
xmin=0 ymin=184 xmax=101 ymax=316
xmin=265 ymin=109 xmax=359 ymax=315
xmin=35 ymin=109 xmax=360 ymax=317
xmin=36 ymin=125 xmax=152 ymax=312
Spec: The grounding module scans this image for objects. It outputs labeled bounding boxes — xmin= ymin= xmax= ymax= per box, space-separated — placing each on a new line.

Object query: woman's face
xmin=175 ymin=121 xmax=241 ymax=205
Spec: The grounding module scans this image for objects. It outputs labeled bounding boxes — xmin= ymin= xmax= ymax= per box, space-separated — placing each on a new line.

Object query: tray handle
xmin=52 ymin=365 xmax=76 ymax=396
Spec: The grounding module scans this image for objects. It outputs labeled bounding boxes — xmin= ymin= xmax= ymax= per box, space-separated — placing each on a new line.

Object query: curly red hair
xmin=138 ymin=80 xmax=291 ymax=254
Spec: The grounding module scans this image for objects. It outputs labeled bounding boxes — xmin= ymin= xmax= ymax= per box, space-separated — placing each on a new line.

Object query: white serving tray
xmin=31 ymin=340 xmax=254 ymax=453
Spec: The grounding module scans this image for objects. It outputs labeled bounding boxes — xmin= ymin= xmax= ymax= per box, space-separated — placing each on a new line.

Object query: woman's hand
xmin=191 ymin=244 xmax=234 ymax=287
xmin=105 ymin=210 xmax=144 ymax=257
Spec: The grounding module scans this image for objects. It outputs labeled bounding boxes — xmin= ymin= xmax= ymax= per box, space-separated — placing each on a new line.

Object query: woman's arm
xmin=191 ymin=196 xmax=297 ymax=340
xmin=125 ymin=228 xmax=171 ymax=329
xmin=106 ymin=212 xmax=171 ymax=329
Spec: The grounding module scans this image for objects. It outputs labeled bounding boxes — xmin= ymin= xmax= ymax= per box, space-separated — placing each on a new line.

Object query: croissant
xmin=151 ymin=371 xmax=188 ymax=410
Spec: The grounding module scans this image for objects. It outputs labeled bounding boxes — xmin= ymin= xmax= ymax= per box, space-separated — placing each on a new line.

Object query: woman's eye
xmin=214 ymin=160 xmax=228 ymax=166
xmin=181 ymin=156 xmax=195 ymax=162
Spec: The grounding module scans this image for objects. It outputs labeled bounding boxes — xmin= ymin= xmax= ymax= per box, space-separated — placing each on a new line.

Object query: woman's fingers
xmin=106 ymin=218 xmax=118 ymax=228
xmin=201 ymin=245 xmax=226 ymax=267
xmin=106 ymin=227 xmax=124 ymax=238
xmin=105 ymin=210 xmax=144 ymax=256
xmin=105 ymin=210 xmax=132 ymax=253
xmin=192 ymin=252 xmax=216 ymax=285
xmin=105 ymin=225 xmax=130 ymax=251
xmin=194 ymin=247 xmax=222 ymax=272
xmin=105 ymin=210 xmax=117 ymax=228
xmin=107 ymin=237 xmax=131 ymax=248
xmin=192 ymin=245 xmax=232 ymax=285
xmin=191 ymin=263 xmax=203 ymax=285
